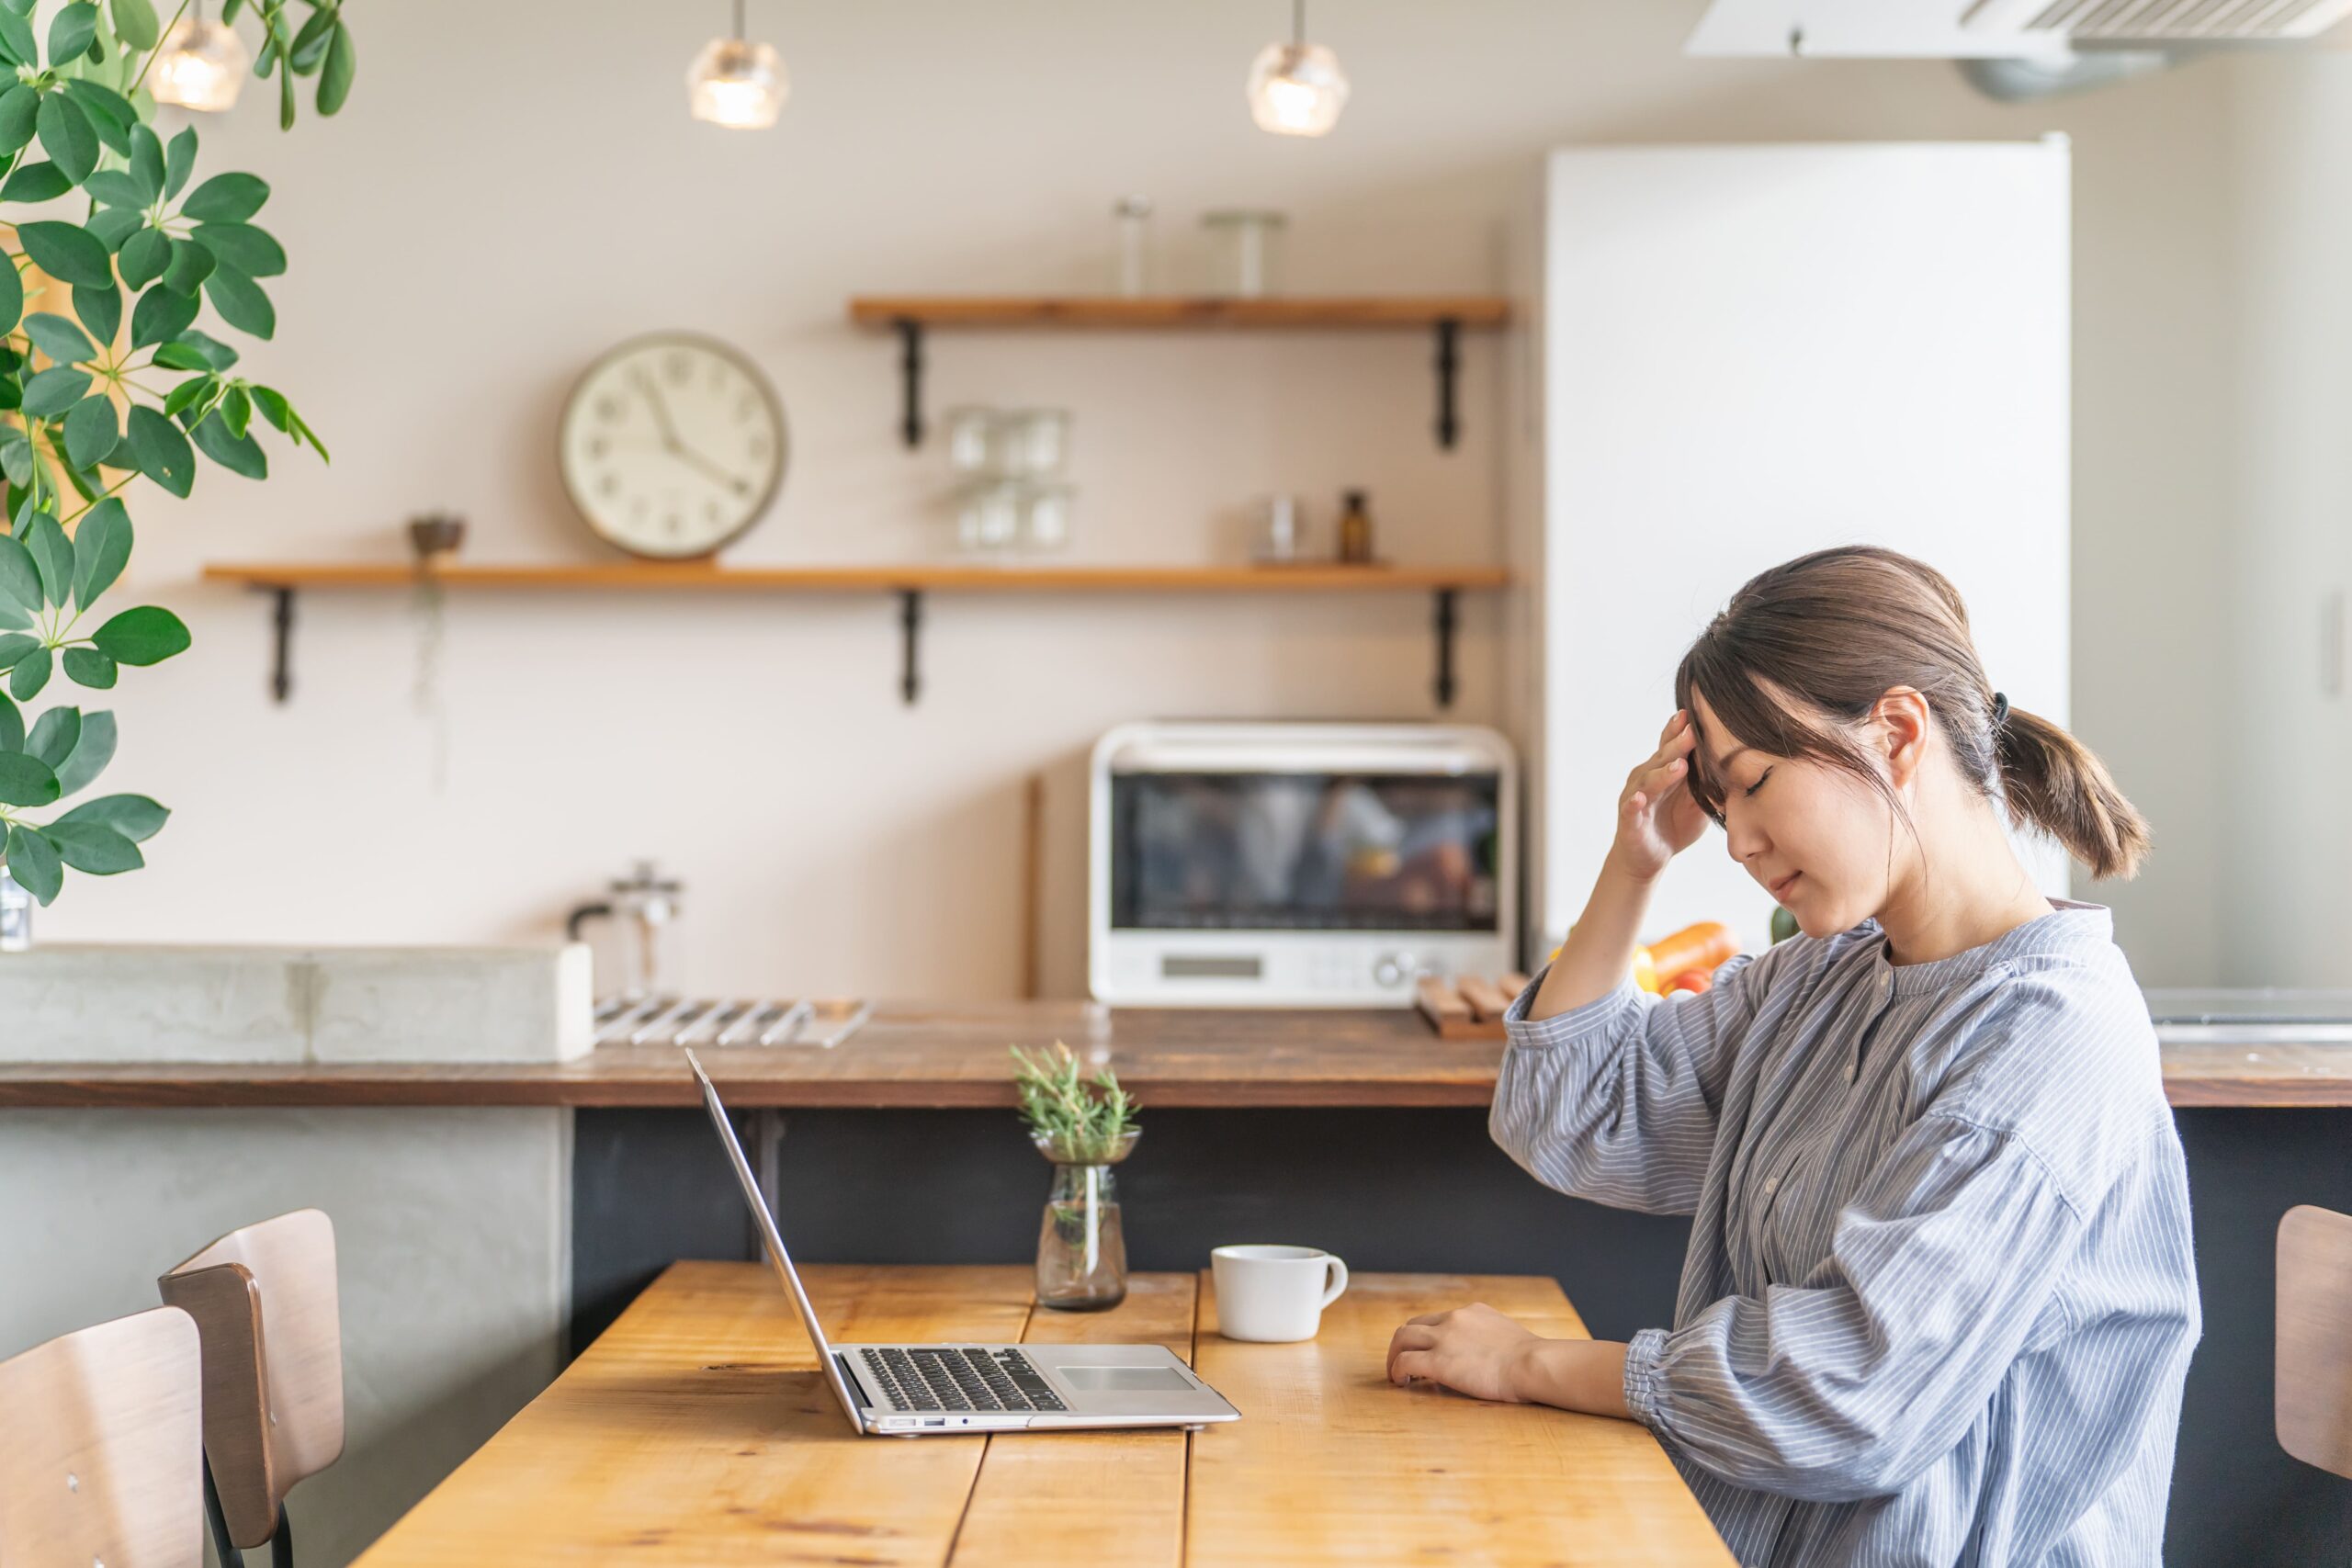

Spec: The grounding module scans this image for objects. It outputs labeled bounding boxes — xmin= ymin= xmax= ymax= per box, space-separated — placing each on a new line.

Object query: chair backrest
xmin=2278 ymin=1202 xmax=2352 ymax=1479
xmin=0 ymin=1306 xmax=204 ymax=1568
xmin=157 ymin=1208 xmax=345 ymax=1550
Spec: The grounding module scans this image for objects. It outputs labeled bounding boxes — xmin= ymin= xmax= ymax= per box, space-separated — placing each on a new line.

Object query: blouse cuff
xmin=1622 ymin=1325 xmax=1672 ymax=1430
xmin=1501 ymin=963 xmax=1645 ymax=1048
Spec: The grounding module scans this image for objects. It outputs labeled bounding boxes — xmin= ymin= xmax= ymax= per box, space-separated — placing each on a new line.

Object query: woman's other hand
xmin=1385 ymin=1303 xmax=1539 ymax=1403
xmin=1615 ymin=710 xmax=1709 ymax=882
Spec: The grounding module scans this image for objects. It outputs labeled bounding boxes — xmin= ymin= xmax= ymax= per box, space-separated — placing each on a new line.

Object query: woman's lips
xmin=1769 ymin=872 xmax=1803 ymax=903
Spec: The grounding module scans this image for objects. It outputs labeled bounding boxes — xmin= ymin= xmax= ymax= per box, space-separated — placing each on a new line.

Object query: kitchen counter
xmin=1 ymin=998 xmax=2347 ymax=1108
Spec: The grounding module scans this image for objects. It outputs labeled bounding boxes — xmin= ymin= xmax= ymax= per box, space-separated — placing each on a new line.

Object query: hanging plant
xmin=0 ymin=0 xmax=352 ymax=908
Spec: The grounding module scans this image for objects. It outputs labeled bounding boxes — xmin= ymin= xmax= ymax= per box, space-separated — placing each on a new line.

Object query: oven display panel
xmin=1111 ymin=773 xmax=1500 ymax=932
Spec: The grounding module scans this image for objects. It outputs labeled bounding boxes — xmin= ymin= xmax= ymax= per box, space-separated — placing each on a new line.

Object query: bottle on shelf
xmin=1336 ymin=489 xmax=1375 ymax=565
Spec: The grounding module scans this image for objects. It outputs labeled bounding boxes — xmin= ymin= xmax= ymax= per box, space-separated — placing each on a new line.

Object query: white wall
xmin=25 ymin=0 xmax=2236 ymax=988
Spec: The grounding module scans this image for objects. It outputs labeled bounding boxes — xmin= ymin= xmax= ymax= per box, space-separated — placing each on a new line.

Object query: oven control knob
xmin=1374 ymin=953 xmax=1408 ymax=988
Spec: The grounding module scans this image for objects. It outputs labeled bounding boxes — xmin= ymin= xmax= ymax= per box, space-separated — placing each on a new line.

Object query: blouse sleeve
xmin=1619 ymin=1109 xmax=2085 ymax=1502
xmin=1487 ymin=943 xmax=1784 ymax=1216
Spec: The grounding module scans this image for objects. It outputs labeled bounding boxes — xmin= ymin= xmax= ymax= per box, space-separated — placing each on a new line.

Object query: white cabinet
xmin=1516 ymin=141 xmax=2073 ymax=958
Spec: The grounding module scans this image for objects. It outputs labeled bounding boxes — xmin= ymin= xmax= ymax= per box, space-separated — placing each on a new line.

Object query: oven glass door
xmin=1110 ymin=772 xmax=1501 ymax=931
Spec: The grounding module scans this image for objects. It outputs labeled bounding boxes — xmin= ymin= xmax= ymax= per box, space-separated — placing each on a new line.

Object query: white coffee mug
xmin=1212 ymin=1244 xmax=1350 ymax=1343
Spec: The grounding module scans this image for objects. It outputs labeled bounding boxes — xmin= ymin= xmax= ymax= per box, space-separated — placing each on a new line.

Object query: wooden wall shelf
xmin=202 ymin=560 xmax=1510 ymax=707
xmin=843 ymin=294 xmax=1513 ymax=450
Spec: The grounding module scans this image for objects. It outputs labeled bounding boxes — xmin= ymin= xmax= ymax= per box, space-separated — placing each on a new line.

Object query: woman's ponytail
xmin=1995 ymin=704 xmax=2150 ymax=881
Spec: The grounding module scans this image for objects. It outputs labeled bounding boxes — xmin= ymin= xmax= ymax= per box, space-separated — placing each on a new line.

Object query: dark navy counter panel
xmin=571 ymin=1105 xmax=2352 ymax=1568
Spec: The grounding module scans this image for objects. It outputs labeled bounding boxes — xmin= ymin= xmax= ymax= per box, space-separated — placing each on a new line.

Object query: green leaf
xmin=125 ymin=406 xmax=194 ymax=496
xmin=180 ymin=171 xmax=267 ymax=222
xmin=4 ymin=822 xmax=62 ymax=902
xmin=220 ymin=384 xmax=250 ymax=437
xmin=57 ymin=791 xmax=164 ymax=840
xmin=0 ymin=531 xmax=37 ymax=614
xmin=119 ymin=226 xmax=169 ymax=290
xmin=0 ymin=690 xmax=18 ymax=750
xmin=35 ymin=91 xmax=96 ymax=184
xmin=73 ymin=281 xmax=119 ymax=346
xmin=62 ymin=394 xmax=117 ymax=470
xmin=0 ymin=258 xmax=19 ymax=336
xmin=8 ymin=643 xmax=51 ymax=699
xmin=175 ymin=329 xmax=237 ymax=371
xmin=70 ymin=496 xmax=128 ymax=605
xmin=46 ymin=3 xmax=98 ymax=66
xmin=17 ymin=221 xmax=115 ymax=289
xmin=151 ymin=341 xmax=212 ymax=372
xmin=62 ymin=645 xmax=115 ymax=688
xmin=163 ymin=124 xmax=194 ymax=198
xmin=0 ymin=630 xmax=34 ymax=667
xmin=0 ymin=752 xmax=56 ymax=807
xmin=249 ymin=383 xmax=292 ymax=434
xmin=21 ymin=365 xmax=93 ymax=417
xmin=162 ymin=235 xmax=214 ymax=295
xmin=204 ymin=266 xmax=273 ymax=339
xmin=160 ymin=374 xmax=210 ymax=419
xmin=0 ymin=83 xmax=37 ymax=152
xmin=319 ymin=19 xmax=355 ymax=113
xmin=0 ymin=6 xmax=33 ymax=65
xmin=43 ymin=818 xmax=139 ymax=873
xmin=82 ymin=167 xmax=147 ymax=209
xmin=192 ymin=222 xmax=284 ymax=278
xmin=62 ymin=78 xmax=136 ymax=137
xmin=128 ymin=123 xmax=163 ymax=201
xmin=130 ymin=284 xmax=197 ymax=350
xmin=85 ymin=207 xmax=141 ymax=250
xmin=26 ymin=704 xmax=76 ymax=769
xmin=91 ymin=603 xmax=188 ymax=663
xmin=109 ymin=0 xmax=157 ymax=51
xmin=52 ymin=706 xmax=112 ymax=795
xmin=0 ymin=429 xmax=29 ymax=490
xmin=221 ymin=0 xmax=243 ymax=22
xmin=24 ymin=312 xmax=96 ymax=367
xmin=0 ymin=160 xmax=72 ymax=203
xmin=288 ymin=5 xmax=334 ymax=69
xmin=190 ymin=410 xmax=265 ymax=478
xmin=22 ymin=513 xmax=72 ymax=604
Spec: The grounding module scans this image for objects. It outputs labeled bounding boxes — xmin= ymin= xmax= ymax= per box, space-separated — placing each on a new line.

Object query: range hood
xmin=1689 ymin=0 xmax=2352 ymax=56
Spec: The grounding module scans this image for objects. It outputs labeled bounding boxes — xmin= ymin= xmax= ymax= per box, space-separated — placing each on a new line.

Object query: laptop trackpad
xmin=1054 ymin=1365 xmax=1194 ymax=1393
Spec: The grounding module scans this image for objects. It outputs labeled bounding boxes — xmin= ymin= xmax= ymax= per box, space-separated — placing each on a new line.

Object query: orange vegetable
xmin=1632 ymin=947 xmax=1659 ymax=994
xmin=1665 ymin=968 xmax=1713 ymax=995
xmin=1644 ymin=921 xmax=1738 ymax=987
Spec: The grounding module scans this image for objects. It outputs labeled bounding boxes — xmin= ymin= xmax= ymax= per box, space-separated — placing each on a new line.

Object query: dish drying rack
xmin=594 ymin=995 xmax=872 ymax=1049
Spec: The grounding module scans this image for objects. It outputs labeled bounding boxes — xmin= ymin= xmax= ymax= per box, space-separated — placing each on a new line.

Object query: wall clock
xmin=558 ymin=333 xmax=787 ymax=559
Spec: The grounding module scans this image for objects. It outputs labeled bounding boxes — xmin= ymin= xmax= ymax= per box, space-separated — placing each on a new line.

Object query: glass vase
xmin=1034 ymin=1128 xmax=1137 ymax=1311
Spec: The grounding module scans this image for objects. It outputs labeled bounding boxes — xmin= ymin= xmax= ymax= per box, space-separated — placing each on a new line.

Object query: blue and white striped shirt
xmin=1495 ymin=903 xmax=2199 ymax=1567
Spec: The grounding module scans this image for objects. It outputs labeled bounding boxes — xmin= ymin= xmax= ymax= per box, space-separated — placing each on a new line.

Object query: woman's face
xmin=1687 ymin=687 xmax=1903 ymax=940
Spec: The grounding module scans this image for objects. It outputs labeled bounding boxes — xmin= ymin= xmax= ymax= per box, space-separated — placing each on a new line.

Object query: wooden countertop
xmin=0 ymin=999 xmax=2346 ymax=1109
xmin=351 ymin=1260 xmax=1733 ymax=1567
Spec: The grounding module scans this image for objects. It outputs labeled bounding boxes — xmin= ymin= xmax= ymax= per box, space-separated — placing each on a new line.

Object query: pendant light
xmin=1247 ymin=0 xmax=1350 ymax=138
xmin=150 ymin=0 xmax=250 ymax=114
xmin=686 ymin=0 xmax=786 ymax=130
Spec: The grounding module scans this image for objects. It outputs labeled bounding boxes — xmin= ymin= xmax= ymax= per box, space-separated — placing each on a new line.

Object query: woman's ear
xmin=1871 ymin=687 xmax=1932 ymax=790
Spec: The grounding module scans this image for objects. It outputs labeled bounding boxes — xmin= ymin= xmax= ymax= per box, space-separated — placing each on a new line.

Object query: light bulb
xmin=149 ymin=16 xmax=249 ymax=114
xmin=1247 ymin=39 xmax=1349 ymax=137
xmin=686 ymin=36 xmax=786 ymax=130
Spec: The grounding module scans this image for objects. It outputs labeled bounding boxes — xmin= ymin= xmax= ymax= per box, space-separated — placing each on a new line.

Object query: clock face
xmin=558 ymin=333 xmax=786 ymax=559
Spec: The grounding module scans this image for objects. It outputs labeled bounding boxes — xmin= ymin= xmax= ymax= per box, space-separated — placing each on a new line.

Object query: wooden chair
xmin=159 ymin=1209 xmax=345 ymax=1568
xmin=0 ymin=1306 xmax=205 ymax=1568
xmin=2278 ymin=1203 xmax=2352 ymax=1478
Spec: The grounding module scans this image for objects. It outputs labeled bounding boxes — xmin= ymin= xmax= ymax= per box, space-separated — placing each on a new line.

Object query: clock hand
xmin=673 ymin=443 xmax=752 ymax=495
xmin=635 ymin=369 xmax=686 ymax=453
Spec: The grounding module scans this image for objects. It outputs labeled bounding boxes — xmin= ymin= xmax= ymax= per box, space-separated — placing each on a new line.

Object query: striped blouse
xmin=1494 ymin=902 xmax=2199 ymax=1568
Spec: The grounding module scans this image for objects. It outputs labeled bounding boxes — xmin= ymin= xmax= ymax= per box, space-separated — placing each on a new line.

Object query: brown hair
xmin=1672 ymin=546 xmax=2149 ymax=880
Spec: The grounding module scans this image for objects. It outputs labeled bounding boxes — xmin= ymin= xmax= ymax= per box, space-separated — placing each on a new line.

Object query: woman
xmin=1386 ymin=547 xmax=2199 ymax=1566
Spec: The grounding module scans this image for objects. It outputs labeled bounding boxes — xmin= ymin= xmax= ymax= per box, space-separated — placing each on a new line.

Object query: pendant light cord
xmin=731 ymin=0 xmax=746 ymax=40
xmin=1292 ymin=0 xmax=1305 ymax=44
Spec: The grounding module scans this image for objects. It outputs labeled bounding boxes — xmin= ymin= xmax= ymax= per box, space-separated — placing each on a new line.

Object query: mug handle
xmin=1320 ymin=1255 xmax=1350 ymax=1309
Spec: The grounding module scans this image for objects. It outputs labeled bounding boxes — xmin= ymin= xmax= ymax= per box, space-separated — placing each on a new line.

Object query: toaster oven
xmin=1088 ymin=722 xmax=1519 ymax=1007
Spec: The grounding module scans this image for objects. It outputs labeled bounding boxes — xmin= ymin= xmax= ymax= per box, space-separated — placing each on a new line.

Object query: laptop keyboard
xmin=857 ymin=1347 xmax=1069 ymax=1414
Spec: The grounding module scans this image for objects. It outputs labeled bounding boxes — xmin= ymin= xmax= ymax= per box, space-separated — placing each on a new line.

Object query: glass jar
xmin=1021 ymin=480 xmax=1076 ymax=553
xmin=1001 ymin=408 xmax=1071 ymax=478
xmin=1201 ymin=209 xmax=1287 ymax=298
xmin=1034 ymin=1128 xmax=1137 ymax=1311
xmin=956 ymin=479 xmax=1022 ymax=554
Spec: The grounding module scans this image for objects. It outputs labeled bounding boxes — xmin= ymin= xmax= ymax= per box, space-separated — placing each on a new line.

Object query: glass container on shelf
xmin=1113 ymin=197 xmax=1154 ymax=298
xmin=1022 ymin=482 xmax=1077 ymax=553
xmin=1033 ymin=1128 xmax=1137 ymax=1311
xmin=1201 ymin=210 xmax=1287 ymax=298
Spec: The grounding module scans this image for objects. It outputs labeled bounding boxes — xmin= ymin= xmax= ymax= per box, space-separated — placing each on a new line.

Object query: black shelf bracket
xmin=1432 ymin=587 xmax=1458 ymax=708
xmin=898 ymin=588 xmax=923 ymax=704
xmin=1433 ymin=317 xmax=1463 ymax=450
xmin=269 ymin=586 xmax=296 ymax=704
xmin=895 ymin=318 xmax=925 ymax=447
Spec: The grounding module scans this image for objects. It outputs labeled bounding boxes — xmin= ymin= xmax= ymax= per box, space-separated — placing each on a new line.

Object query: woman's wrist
xmin=1507 ymin=1337 xmax=1633 ymax=1418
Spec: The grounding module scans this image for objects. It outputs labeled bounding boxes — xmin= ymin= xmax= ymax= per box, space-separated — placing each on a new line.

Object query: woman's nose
xmin=1722 ymin=809 xmax=1769 ymax=865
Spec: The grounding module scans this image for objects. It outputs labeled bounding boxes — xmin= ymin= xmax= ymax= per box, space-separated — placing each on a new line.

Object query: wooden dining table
xmin=352 ymin=1260 xmax=1733 ymax=1566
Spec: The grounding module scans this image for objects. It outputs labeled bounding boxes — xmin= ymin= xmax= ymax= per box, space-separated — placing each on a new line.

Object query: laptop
xmin=687 ymin=1050 xmax=1242 ymax=1436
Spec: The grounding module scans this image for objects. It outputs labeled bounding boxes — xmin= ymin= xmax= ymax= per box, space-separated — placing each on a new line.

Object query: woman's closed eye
xmin=1743 ymin=766 xmax=1775 ymax=798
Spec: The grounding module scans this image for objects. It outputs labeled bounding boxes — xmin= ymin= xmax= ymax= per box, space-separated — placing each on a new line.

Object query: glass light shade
xmin=149 ymin=17 xmax=249 ymax=113
xmin=686 ymin=36 xmax=786 ymax=129
xmin=1247 ymin=40 xmax=1349 ymax=137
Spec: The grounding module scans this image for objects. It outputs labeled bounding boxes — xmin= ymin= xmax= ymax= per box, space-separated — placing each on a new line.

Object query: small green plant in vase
xmin=1012 ymin=1043 xmax=1139 ymax=1312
